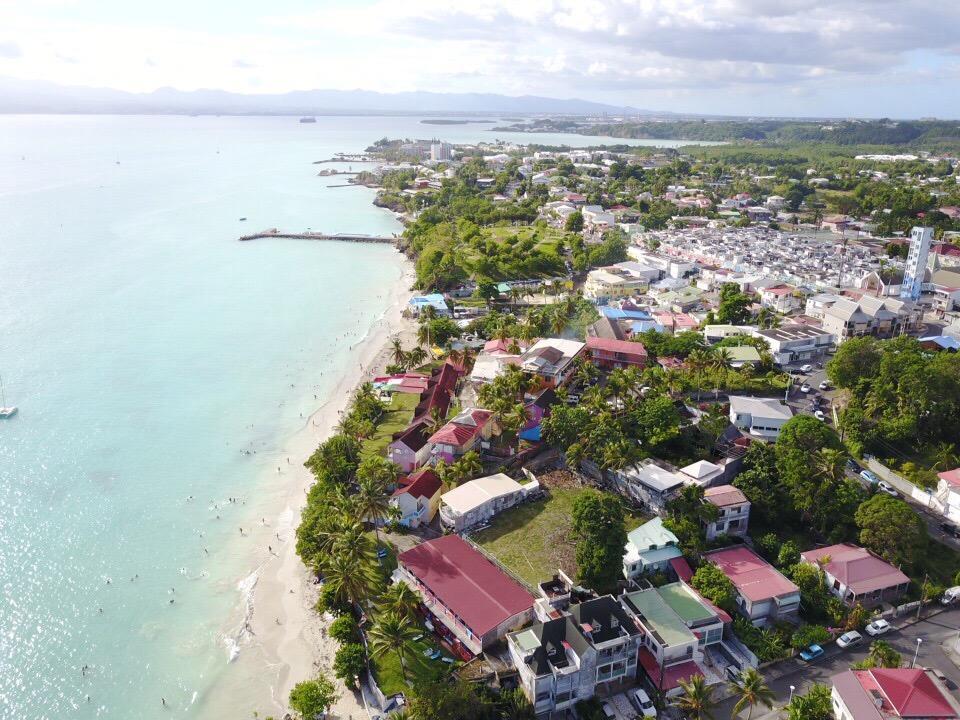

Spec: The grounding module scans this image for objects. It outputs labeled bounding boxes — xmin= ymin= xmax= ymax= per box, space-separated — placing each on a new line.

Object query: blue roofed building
xmin=407 ymin=293 xmax=450 ymax=317
xmin=623 ymin=517 xmax=683 ymax=580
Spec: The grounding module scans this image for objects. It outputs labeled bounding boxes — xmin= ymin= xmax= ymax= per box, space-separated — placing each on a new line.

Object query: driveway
xmin=714 ymin=606 xmax=960 ymax=719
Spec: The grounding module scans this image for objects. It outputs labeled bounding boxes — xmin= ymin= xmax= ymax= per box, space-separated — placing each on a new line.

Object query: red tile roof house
xmin=387 ymin=361 xmax=463 ymax=471
xmin=702 ymin=546 xmax=800 ymax=625
xmin=390 ymin=468 xmax=442 ymax=528
xmin=428 ymin=408 xmax=495 ymax=464
xmin=831 ymin=668 xmax=960 ymax=719
xmin=800 ymin=543 xmax=910 ymax=608
xmin=586 ymin=337 xmax=649 ymax=370
xmin=397 ymin=535 xmax=535 ymax=657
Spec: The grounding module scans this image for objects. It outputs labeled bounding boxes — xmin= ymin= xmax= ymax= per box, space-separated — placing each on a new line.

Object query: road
xmin=715 ymin=606 xmax=960 ymax=719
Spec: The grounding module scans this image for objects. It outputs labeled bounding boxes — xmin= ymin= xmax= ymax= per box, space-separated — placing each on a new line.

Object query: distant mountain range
xmin=0 ymin=77 xmax=661 ymax=116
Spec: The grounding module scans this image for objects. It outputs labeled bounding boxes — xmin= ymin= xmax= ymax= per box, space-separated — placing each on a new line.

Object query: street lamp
xmin=912 ymin=638 xmax=923 ymax=669
xmin=789 ymin=685 xmax=796 ymax=704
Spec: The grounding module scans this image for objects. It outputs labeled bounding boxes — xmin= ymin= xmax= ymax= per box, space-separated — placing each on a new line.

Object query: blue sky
xmin=1 ymin=0 xmax=958 ymax=118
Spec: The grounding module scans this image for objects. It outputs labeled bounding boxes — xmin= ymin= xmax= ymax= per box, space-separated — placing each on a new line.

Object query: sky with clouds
xmin=0 ymin=0 xmax=958 ymax=117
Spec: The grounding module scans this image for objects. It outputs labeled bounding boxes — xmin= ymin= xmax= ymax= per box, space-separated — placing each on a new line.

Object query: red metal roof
xmin=586 ymin=336 xmax=649 ymax=358
xmin=704 ymin=546 xmax=799 ymax=603
xmin=399 ymin=535 xmax=534 ymax=638
xmin=428 ymin=409 xmax=493 ymax=447
xmin=939 ymin=468 xmax=960 ymax=487
xmin=393 ymin=468 xmax=441 ymax=499
xmin=800 ymin=543 xmax=909 ymax=597
xmin=855 ymin=668 xmax=959 ymax=718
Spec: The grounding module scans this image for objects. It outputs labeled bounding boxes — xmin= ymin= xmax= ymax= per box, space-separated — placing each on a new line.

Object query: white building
xmin=623 ymin=517 xmax=683 ymax=580
xmin=900 ymin=226 xmax=933 ymax=301
xmin=439 ymin=473 xmax=535 ymax=532
xmin=703 ymin=485 xmax=750 ymax=541
xmin=728 ymin=396 xmax=793 ymax=439
xmin=752 ymin=325 xmax=834 ymax=365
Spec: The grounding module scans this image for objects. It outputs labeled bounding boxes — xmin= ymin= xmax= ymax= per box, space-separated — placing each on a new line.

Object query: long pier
xmin=238 ymin=230 xmax=396 ymax=244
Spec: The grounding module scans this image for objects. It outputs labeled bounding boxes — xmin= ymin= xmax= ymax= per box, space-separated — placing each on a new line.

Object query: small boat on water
xmin=299 ymin=117 xmax=317 ymax=124
xmin=0 ymin=375 xmax=16 ymax=418
xmin=239 ymin=217 xmax=247 ymax=221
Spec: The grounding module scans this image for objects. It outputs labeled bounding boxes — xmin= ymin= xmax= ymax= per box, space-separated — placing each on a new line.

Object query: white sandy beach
xmin=198 ymin=256 xmax=418 ymax=720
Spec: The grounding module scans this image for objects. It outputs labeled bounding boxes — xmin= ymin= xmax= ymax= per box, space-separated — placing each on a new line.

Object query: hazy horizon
xmin=0 ymin=1 xmax=958 ymax=118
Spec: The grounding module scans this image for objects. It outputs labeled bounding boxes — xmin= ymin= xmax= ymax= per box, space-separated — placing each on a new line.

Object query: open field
xmin=362 ymin=392 xmax=420 ymax=459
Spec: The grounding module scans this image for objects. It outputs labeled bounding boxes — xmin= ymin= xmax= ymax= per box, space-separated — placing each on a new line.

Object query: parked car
xmin=860 ymin=470 xmax=879 ymax=484
xmin=866 ymin=619 xmax=891 ymax=636
xmin=601 ymin=701 xmax=616 ymax=718
xmin=800 ymin=383 xmax=812 ymax=393
xmin=837 ymin=631 xmax=863 ymax=649
xmin=800 ymin=644 xmax=825 ymax=661
xmin=847 ymin=459 xmax=862 ymax=473
xmin=941 ymin=586 xmax=960 ymax=605
xmin=877 ymin=481 xmax=899 ymax=497
xmin=801 ymin=364 xmax=813 ymax=372
xmin=630 ymin=688 xmax=657 ymax=718
xmin=819 ymin=380 xmax=831 ymax=390
xmin=930 ymin=667 xmax=955 ymax=689
xmin=940 ymin=522 xmax=960 ymax=538
xmin=814 ymin=410 xmax=826 ymax=421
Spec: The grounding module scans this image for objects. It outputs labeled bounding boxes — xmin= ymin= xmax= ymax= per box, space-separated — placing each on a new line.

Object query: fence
xmin=865 ymin=457 xmax=938 ymax=509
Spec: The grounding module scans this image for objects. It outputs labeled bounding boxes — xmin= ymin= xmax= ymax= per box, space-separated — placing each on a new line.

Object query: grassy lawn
xmin=472 ymin=487 xmax=650 ymax=588
xmin=362 ymin=393 xmax=419 ymax=459
xmin=481 ymin=224 xmax=570 ymax=248
xmin=371 ymin=628 xmax=454 ymax=697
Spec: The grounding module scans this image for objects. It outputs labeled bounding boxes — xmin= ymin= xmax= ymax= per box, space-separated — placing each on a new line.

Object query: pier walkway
xmin=238 ymin=230 xmax=396 ymax=244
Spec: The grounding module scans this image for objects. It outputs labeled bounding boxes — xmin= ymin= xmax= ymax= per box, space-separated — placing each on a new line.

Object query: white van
xmin=941 ymin=586 xmax=960 ymax=605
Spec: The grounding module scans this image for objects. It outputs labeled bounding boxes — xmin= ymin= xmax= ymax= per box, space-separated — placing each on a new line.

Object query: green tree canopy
xmin=690 ymin=562 xmax=736 ymax=613
xmin=289 ymin=675 xmax=340 ymax=719
xmin=855 ymin=494 xmax=927 ymax=568
xmin=571 ymin=490 xmax=627 ymax=593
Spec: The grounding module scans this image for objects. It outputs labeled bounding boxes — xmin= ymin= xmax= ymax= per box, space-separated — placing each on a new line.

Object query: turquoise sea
xmin=0 ymin=115 xmax=700 ymax=720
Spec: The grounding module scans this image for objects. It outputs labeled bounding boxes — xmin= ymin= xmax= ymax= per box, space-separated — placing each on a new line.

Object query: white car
xmin=800 ymin=383 xmax=812 ymax=393
xmin=819 ymin=381 xmax=831 ymax=390
xmin=801 ymin=364 xmax=813 ymax=372
xmin=866 ymin=619 xmax=891 ymax=636
xmin=814 ymin=410 xmax=826 ymax=421
xmin=837 ymin=630 xmax=863 ymax=649
xmin=601 ymin=701 xmax=616 ymax=718
xmin=630 ymin=688 xmax=657 ymax=718
xmin=877 ymin=481 xmax=899 ymax=497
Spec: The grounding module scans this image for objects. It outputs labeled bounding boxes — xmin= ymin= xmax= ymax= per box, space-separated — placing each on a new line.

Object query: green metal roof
xmin=623 ymin=589 xmax=695 ymax=647
xmin=513 ymin=628 xmax=541 ymax=653
xmin=657 ymin=583 xmax=714 ymax=625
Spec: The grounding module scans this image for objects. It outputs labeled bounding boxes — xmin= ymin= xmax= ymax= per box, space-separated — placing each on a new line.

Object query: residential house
xmin=722 ymin=345 xmax=762 ymax=368
xmin=439 ymin=472 xmax=535 ymax=532
xmin=387 ymin=423 xmax=432 ymax=473
xmin=703 ymin=485 xmax=750 ymax=541
xmin=728 ymin=396 xmax=793 ymax=439
xmin=520 ymin=338 xmax=586 ymax=387
xmin=396 ymin=534 xmax=535 ymax=657
xmin=752 ymin=324 xmax=834 ymax=365
xmin=759 ymin=284 xmax=803 ymax=314
xmin=819 ymin=294 xmax=921 ymax=342
xmin=428 ymin=408 xmax=495 ymax=464
xmin=703 ymin=324 xmax=757 ymax=343
xmin=679 ymin=460 xmax=726 ymax=488
xmin=936 ymin=468 xmax=960 ymax=523
xmin=390 ymin=468 xmax=442 ymax=528
xmin=800 ymin=543 xmax=910 ymax=607
xmin=586 ymin=337 xmax=649 ymax=370
xmin=508 ymin=596 xmax=642 ymax=716
xmin=609 ymin=460 xmax=688 ymax=513
xmin=831 ymin=668 xmax=960 ymax=720
xmin=584 ymin=267 xmax=648 ymax=303
xmin=702 ymin=546 xmax=800 ymax=625
xmin=621 ymin=583 xmax=726 ymax=696
xmin=623 ymin=518 xmax=683 ymax=580
xmin=407 ymin=293 xmax=450 ymax=317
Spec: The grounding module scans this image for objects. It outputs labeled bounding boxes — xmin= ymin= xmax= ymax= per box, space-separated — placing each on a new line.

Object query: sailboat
xmin=0 ymin=375 xmax=17 ymax=418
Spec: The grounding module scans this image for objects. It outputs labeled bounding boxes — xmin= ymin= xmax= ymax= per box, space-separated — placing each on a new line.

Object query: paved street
xmin=715 ymin=607 xmax=960 ymax=719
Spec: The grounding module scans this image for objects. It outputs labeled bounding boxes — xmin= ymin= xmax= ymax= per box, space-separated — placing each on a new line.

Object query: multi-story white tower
xmin=900 ymin=226 xmax=933 ymax=301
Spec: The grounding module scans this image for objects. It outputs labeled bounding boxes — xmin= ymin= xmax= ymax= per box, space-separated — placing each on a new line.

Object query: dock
xmin=238 ymin=229 xmax=397 ymax=245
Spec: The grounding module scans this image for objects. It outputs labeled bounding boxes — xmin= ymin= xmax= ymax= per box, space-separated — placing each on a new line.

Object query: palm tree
xmin=813 ymin=448 xmax=846 ymax=484
xmin=455 ymin=450 xmax=483 ymax=482
xmin=686 ymin=349 xmax=712 ymax=402
xmin=423 ymin=406 xmax=445 ymax=436
xmin=377 ymin=582 xmax=421 ymax=620
xmin=355 ymin=472 xmax=392 ymax=544
xmin=673 ymin=674 xmax=718 ymax=719
xmin=368 ymin=611 xmax=421 ymax=682
xmin=407 ymin=346 xmax=428 ymax=369
xmin=549 ymin=304 xmax=567 ymax=336
xmin=322 ymin=549 xmax=379 ymax=609
xmin=729 ymin=668 xmax=774 ymax=720
xmin=933 ymin=441 xmax=959 ymax=471
xmin=390 ymin=337 xmax=407 ymax=368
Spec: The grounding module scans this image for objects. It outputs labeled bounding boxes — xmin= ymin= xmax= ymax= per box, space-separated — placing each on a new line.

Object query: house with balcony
xmin=819 ymin=294 xmax=921 ymax=343
xmin=800 ymin=543 xmax=910 ymax=608
xmin=623 ymin=518 xmax=683 ymax=580
xmin=935 ymin=468 xmax=960 ymax=523
xmin=752 ymin=324 xmax=834 ymax=366
xmin=428 ymin=408 xmax=495 ymax=464
xmin=390 ymin=468 xmax=442 ymax=528
xmin=508 ymin=595 xmax=641 ymax=716
xmin=584 ymin=267 xmax=649 ymax=303
xmin=702 ymin=485 xmax=750 ymax=541
xmin=396 ymin=535 xmax=535 ymax=658
xmin=703 ymin=546 xmax=800 ymax=625
xmin=729 ymin=396 xmax=793 ymax=440
xmin=439 ymin=472 xmax=535 ymax=532
xmin=520 ymin=338 xmax=586 ymax=387
xmin=621 ymin=583 xmax=726 ymax=696
xmin=586 ymin=336 xmax=649 ymax=370
xmin=609 ymin=459 xmax=688 ymax=514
